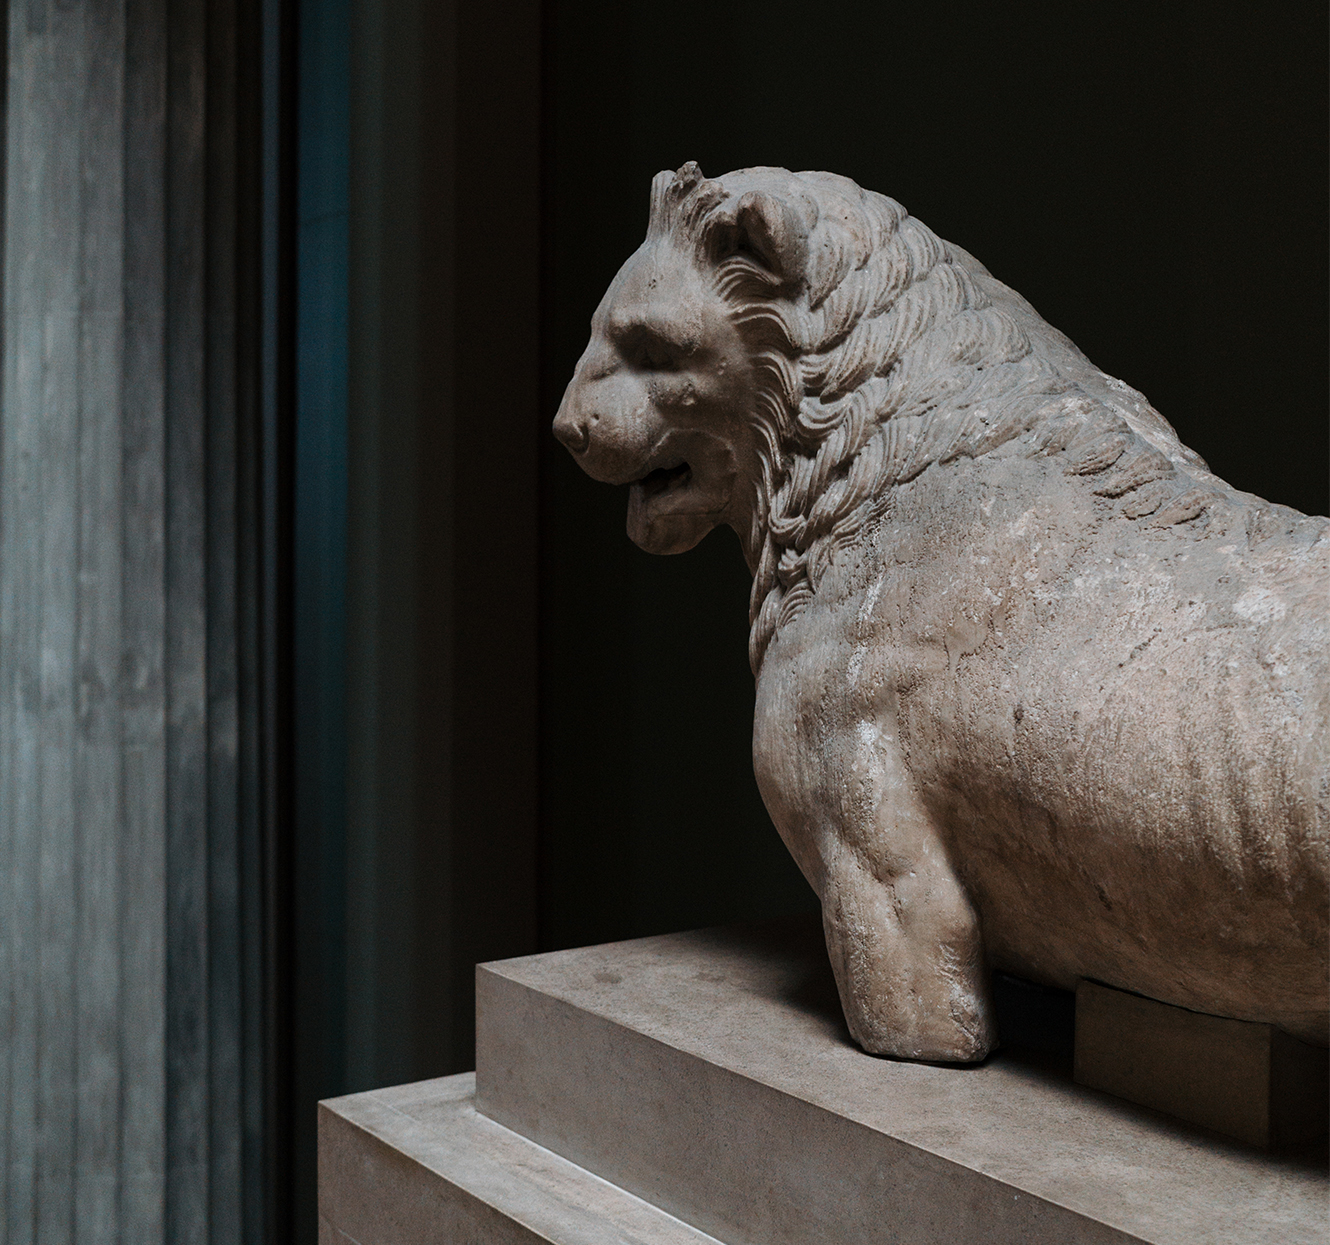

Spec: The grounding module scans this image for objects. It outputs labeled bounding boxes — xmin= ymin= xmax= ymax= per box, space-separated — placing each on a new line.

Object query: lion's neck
xmin=746 ymin=372 xmax=1223 ymax=673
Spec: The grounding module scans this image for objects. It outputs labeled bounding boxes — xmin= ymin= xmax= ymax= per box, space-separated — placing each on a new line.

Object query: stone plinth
xmin=318 ymin=1074 xmax=717 ymax=1244
xmin=319 ymin=916 xmax=1328 ymax=1244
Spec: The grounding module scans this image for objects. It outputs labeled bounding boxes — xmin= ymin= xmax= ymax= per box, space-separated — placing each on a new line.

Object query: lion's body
xmin=756 ymin=441 xmax=1329 ymax=1046
xmin=556 ymin=164 xmax=1329 ymax=1059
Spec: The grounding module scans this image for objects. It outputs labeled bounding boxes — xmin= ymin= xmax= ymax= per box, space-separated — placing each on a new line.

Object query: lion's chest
xmin=749 ymin=569 xmax=957 ymax=885
xmin=750 ymin=460 xmax=1209 ymax=865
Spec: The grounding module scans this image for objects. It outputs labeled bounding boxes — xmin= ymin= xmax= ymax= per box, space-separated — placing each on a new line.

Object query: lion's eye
xmin=623 ymin=329 xmax=681 ymax=373
xmin=642 ymin=345 xmax=678 ymax=372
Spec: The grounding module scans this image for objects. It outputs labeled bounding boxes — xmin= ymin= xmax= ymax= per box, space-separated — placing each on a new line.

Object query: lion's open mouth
xmin=636 ymin=461 xmax=692 ymax=497
xmin=625 ymin=445 xmax=733 ymax=554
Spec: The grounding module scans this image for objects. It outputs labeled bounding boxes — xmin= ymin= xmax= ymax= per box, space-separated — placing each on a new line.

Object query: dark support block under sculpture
xmin=1075 ymin=979 xmax=1329 ymax=1150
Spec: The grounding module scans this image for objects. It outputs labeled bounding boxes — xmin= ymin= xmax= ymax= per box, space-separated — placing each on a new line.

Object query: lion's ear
xmin=723 ymin=191 xmax=809 ymax=288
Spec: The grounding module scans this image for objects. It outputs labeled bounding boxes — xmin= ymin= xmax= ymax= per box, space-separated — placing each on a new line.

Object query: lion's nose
xmin=553 ymin=408 xmax=590 ymax=454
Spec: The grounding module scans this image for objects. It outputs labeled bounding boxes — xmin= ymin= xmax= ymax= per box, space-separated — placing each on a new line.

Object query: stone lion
xmin=553 ymin=163 xmax=1328 ymax=1061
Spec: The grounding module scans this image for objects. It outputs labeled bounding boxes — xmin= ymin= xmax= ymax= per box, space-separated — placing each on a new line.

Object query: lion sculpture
xmin=553 ymin=163 xmax=1328 ymax=1061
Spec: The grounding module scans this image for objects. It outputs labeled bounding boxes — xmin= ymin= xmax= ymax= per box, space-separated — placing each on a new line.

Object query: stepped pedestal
xmin=319 ymin=916 xmax=1328 ymax=1244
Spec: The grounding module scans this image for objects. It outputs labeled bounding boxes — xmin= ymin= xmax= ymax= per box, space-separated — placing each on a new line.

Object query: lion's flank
xmin=650 ymin=163 xmax=1223 ymax=671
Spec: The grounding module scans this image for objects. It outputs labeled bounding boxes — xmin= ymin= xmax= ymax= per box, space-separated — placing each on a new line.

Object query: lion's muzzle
xmin=552 ymin=405 xmax=590 ymax=454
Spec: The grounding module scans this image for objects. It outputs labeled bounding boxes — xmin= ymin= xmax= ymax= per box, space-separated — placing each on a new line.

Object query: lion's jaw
xmin=554 ymin=241 xmax=758 ymax=556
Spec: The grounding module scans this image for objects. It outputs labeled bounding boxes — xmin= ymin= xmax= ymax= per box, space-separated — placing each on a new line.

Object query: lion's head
xmin=556 ymin=163 xmax=1212 ymax=668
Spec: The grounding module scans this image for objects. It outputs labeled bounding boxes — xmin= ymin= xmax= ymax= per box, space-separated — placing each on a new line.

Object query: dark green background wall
xmin=537 ymin=0 xmax=1329 ymax=952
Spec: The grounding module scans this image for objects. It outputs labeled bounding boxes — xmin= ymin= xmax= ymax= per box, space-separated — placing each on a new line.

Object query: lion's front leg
xmin=759 ymin=697 xmax=995 ymax=1062
xmin=820 ymin=829 xmax=994 ymax=1061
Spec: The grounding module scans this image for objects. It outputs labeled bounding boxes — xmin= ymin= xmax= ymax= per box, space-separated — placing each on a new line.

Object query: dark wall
xmin=538 ymin=2 xmax=1329 ymax=950
xmin=343 ymin=0 xmax=541 ymax=1082
xmin=292 ymin=0 xmax=540 ymax=1238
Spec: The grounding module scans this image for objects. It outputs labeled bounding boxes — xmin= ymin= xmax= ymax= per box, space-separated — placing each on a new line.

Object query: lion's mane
xmin=648 ymin=163 xmax=1225 ymax=670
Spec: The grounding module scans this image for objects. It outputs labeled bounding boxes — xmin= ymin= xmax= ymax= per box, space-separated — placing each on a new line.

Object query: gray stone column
xmin=0 ymin=1 xmax=274 ymax=1241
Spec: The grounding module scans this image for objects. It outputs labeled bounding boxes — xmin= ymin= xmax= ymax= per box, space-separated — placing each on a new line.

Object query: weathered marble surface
xmin=553 ymin=163 xmax=1329 ymax=1061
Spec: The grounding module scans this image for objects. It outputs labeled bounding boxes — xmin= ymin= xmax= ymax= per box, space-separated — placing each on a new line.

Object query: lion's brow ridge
xmin=606 ymin=309 xmax=702 ymax=356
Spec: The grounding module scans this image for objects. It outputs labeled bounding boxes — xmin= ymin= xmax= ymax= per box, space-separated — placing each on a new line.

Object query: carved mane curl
xmin=648 ymin=163 xmax=1221 ymax=670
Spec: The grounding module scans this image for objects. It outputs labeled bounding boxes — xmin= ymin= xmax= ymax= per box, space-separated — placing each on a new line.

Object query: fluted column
xmin=0 ymin=1 xmax=274 ymax=1240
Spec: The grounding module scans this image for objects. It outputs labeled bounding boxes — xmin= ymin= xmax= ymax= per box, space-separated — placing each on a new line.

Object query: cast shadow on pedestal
xmin=704 ymin=912 xmax=1328 ymax=1171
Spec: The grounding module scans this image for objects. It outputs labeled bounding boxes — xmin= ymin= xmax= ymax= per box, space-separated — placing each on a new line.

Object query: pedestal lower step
xmin=319 ymin=1073 xmax=721 ymax=1245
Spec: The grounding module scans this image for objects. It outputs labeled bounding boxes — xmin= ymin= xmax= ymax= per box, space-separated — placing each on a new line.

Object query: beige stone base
xmin=320 ymin=916 xmax=1328 ymax=1244
xmin=319 ymin=1074 xmax=715 ymax=1244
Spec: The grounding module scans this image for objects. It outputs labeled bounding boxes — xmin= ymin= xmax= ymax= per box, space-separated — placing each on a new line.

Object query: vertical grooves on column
xmin=1 ymin=1 xmax=273 ymax=1241
xmin=123 ymin=0 xmax=170 ymax=1234
xmin=0 ymin=3 xmax=17 ymax=1237
xmin=36 ymin=6 xmax=80 ymax=1235
xmin=0 ymin=5 xmax=137 ymax=1241
xmin=203 ymin=0 xmax=242 ymax=1232
xmin=77 ymin=1 xmax=128 ymax=1237
xmin=164 ymin=0 xmax=210 ymax=1228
